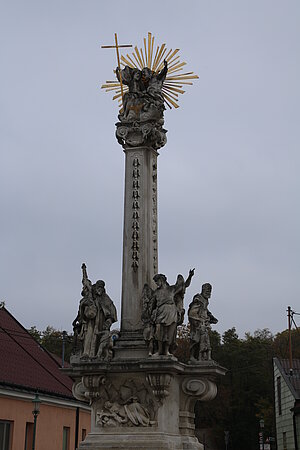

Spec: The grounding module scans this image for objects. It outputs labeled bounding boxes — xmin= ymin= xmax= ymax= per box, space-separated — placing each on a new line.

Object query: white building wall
xmin=295 ymin=415 xmax=300 ymax=446
xmin=274 ymin=363 xmax=295 ymax=450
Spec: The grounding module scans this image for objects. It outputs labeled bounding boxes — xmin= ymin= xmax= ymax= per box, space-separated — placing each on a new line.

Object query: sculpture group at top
xmin=115 ymin=61 xmax=168 ymax=150
xmin=73 ymin=264 xmax=117 ymax=361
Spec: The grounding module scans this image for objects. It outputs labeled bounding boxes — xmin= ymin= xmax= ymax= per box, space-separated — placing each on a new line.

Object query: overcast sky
xmin=1 ymin=0 xmax=299 ymax=338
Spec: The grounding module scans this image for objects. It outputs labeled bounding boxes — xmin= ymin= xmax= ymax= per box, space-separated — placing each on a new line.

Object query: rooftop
xmin=0 ymin=306 xmax=73 ymax=399
xmin=274 ymin=357 xmax=300 ymax=399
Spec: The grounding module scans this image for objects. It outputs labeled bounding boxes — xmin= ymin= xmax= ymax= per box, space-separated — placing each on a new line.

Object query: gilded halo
xmin=101 ymin=32 xmax=199 ymax=109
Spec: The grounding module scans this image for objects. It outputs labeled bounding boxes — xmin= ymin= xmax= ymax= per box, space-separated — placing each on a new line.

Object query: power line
xmin=0 ymin=326 xmax=73 ymax=342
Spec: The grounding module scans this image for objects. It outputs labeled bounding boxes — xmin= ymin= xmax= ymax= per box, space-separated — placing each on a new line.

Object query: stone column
xmin=121 ymin=146 xmax=158 ymax=332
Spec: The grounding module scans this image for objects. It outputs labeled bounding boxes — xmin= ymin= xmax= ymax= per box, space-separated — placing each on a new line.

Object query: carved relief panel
xmin=94 ymin=376 xmax=158 ymax=428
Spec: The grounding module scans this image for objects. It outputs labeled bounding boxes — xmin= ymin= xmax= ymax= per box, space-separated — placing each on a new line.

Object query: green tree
xmin=273 ymin=328 xmax=300 ymax=359
xmin=27 ymin=326 xmax=42 ymax=343
xmin=28 ymin=326 xmax=74 ymax=364
xmin=191 ymin=327 xmax=276 ymax=449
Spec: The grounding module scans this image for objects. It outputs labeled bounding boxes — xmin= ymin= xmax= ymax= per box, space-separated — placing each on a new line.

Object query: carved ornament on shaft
xmin=132 ymin=157 xmax=141 ymax=271
xmin=152 ymin=158 xmax=158 ymax=274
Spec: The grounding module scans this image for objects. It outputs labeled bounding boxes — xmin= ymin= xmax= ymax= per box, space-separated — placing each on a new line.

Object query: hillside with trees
xmin=176 ymin=325 xmax=300 ymax=449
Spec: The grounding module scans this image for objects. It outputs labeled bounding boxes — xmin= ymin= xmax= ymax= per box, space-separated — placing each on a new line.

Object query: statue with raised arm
xmin=72 ymin=264 xmax=118 ymax=360
xmin=188 ymin=283 xmax=218 ymax=363
xmin=147 ymin=269 xmax=194 ymax=357
xmin=146 ymin=59 xmax=168 ymax=110
xmin=174 ymin=268 xmax=195 ymax=326
xmin=72 ymin=263 xmax=97 ymax=358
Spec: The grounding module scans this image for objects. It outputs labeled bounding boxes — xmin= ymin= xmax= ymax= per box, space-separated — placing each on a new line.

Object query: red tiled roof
xmin=0 ymin=307 xmax=73 ymax=398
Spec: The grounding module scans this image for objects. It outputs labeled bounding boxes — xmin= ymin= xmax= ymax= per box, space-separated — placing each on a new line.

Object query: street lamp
xmin=259 ymin=418 xmax=265 ymax=450
xmin=224 ymin=430 xmax=230 ymax=450
xmin=32 ymin=392 xmax=41 ymax=450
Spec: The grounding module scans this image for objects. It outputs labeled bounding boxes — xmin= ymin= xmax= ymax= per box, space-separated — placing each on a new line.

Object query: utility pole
xmin=62 ymin=331 xmax=67 ymax=368
xmin=287 ymin=306 xmax=293 ymax=375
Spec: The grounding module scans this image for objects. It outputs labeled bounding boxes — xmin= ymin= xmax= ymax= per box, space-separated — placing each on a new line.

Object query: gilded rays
xmin=101 ymin=32 xmax=199 ymax=109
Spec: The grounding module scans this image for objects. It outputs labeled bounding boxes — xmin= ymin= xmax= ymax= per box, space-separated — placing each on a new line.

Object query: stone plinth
xmin=66 ymin=358 xmax=226 ymax=450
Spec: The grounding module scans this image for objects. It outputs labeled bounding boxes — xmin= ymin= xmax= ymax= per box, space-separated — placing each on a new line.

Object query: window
xmin=62 ymin=427 xmax=70 ymax=450
xmin=24 ymin=422 xmax=34 ymax=450
xmin=0 ymin=420 xmax=12 ymax=450
xmin=81 ymin=429 xmax=86 ymax=441
xmin=277 ymin=376 xmax=282 ymax=415
xmin=282 ymin=431 xmax=287 ymax=450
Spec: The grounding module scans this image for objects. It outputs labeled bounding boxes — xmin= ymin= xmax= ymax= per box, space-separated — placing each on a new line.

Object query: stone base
xmin=78 ymin=431 xmax=203 ymax=450
xmin=113 ymin=331 xmax=149 ymax=360
xmin=66 ymin=357 xmax=225 ymax=450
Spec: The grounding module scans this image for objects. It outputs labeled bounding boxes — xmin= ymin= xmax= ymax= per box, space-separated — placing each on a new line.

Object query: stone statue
xmin=92 ymin=280 xmax=117 ymax=332
xmin=72 ymin=264 xmax=117 ymax=360
xmin=145 ymin=60 xmax=168 ymax=110
xmin=188 ymin=283 xmax=218 ymax=363
xmin=142 ymin=270 xmax=194 ymax=357
xmin=96 ymin=330 xmax=119 ymax=361
xmin=116 ymin=66 xmax=145 ymax=120
xmin=96 ymin=401 xmax=127 ymax=427
xmin=141 ymin=284 xmax=155 ymax=356
xmin=124 ymin=396 xmax=155 ymax=426
xmin=115 ymin=61 xmax=168 ymax=149
xmin=72 ymin=264 xmax=97 ymax=358
xmin=174 ymin=268 xmax=195 ymax=325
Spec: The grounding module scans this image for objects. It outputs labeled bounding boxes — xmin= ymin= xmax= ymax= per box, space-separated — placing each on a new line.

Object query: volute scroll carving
xmin=181 ymin=377 xmax=217 ymax=410
xmin=72 ymin=379 xmax=87 ymax=403
xmin=72 ymin=375 xmax=106 ymax=404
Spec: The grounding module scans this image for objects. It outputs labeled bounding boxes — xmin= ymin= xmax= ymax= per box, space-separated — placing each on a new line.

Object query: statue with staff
xmin=72 ymin=264 xmax=117 ymax=359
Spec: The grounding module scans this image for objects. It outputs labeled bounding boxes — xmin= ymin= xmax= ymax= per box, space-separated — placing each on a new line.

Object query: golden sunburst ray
xmin=101 ymin=32 xmax=199 ymax=109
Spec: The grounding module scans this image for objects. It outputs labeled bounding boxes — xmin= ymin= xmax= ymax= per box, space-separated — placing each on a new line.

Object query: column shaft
xmin=121 ymin=146 xmax=158 ymax=332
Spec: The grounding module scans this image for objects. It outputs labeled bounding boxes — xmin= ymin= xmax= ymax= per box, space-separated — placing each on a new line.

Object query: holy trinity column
xmin=68 ymin=33 xmax=225 ymax=450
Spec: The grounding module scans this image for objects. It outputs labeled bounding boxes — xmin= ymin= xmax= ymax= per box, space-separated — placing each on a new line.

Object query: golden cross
xmin=101 ymin=33 xmax=132 ymax=105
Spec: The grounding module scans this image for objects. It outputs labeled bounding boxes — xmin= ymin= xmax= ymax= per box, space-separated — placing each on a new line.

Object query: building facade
xmin=273 ymin=357 xmax=300 ymax=450
xmin=0 ymin=306 xmax=90 ymax=450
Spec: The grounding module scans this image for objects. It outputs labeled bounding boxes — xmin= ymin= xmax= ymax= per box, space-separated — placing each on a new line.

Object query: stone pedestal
xmin=68 ymin=358 xmax=226 ymax=450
